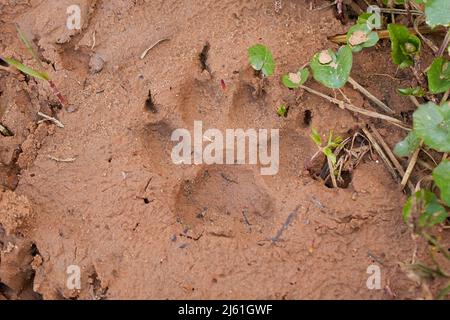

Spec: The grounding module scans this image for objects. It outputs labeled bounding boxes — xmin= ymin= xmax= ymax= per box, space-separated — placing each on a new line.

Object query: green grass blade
xmin=3 ymin=57 xmax=49 ymax=81
xmin=16 ymin=25 xmax=44 ymax=68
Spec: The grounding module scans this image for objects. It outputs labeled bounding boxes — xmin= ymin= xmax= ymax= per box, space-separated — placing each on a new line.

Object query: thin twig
xmin=300 ymin=85 xmax=410 ymax=130
xmin=413 ymin=17 xmax=439 ymax=54
xmin=140 ymin=38 xmax=170 ymax=60
xmin=441 ymin=90 xmax=449 ymax=105
xmin=91 ymin=30 xmax=97 ymax=50
xmin=362 ymin=127 xmax=401 ymax=183
xmin=327 ymin=156 xmax=338 ymax=188
xmin=328 ymin=26 xmax=446 ymax=44
xmin=348 ymin=77 xmax=394 ymax=114
xmin=409 ymin=95 xmax=421 ymax=108
xmin=401 ymin=141 xmax=422 ymax=189
xmin=437 ymin=29 xmax=450 ymax=57
xmin=422 ymin=232 xmax=450 ymax=260
xmin=0 ymin=123 xmax=13 ymax=136
xmin=369 ymin=124 xmax=415 ymax=192
xmin=37 ymin=111 xmax=64 ymax=128
xmin=379 ymin=8 xmax=423 ymax=15
xmin=48 ymin=155 xmax=76 ymax=162
xmin=416 ymin=159 xmax=434 ymax=171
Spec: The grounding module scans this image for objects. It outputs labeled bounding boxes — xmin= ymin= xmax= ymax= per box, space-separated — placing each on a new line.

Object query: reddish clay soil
xmin=0 ymin=0 xmax=448 ymax=300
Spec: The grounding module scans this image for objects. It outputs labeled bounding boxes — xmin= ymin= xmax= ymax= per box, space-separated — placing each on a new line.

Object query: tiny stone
xmin=89 ymin=53 xmax=105 ymax=74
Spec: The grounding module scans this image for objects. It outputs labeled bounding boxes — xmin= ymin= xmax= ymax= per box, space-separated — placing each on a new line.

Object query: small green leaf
xmin=403 ymin=195 xmax=414 ymax=224
xmin=404 ymin=189 xmax=448 ymax=228
xmin=388 ymin=24 xmax=421 ymax=68
xmin=323 ymin=147 xmax=336 ymax=165
xmin=418 ymin=190 xmax=448 ymax=227
xmin=2 ymin=57 xmax=49 ymax=81
xmin=357 ymin=13 xmax=373 ymax=26
xmin=310 ymin=46 xmax=353 ymax=89
xmin=413 ymin=102 xmax=450 ymax=152
xmin=432 ymin=160 xmax=450 ymax=206
xmin=310 ymin=128 xmax=322 ymax=146
xmin=248 ymin=44 xmax=275 ymax=77
xmin=394 ymin=130 xmax=421 ymax=157
xmin=16 ymin=25 xmax=43 ymax=67
xmin=397 ymin=87 xmax=426 ymax=97
xmin=333 ymin=136 xmax=343 ymax=146
xmin=346 ymin=24 xmax=379 ymax=52
xmin=282 ymin=68 xmax=309 ymax=89
xmin=277 ymin=105 xmax=288 ymax=117
xmin=424 ymin=0 xmax=450 ymax=27
xmin=427 ymin=57 xmax=450 ymax=94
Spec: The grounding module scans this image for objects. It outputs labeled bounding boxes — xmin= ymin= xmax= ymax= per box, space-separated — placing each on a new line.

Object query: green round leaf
xmin=427 ymin=57 xmax=450 ymax=94
xmin=282 ymin=68 xmax=309 ymax=89
xmin=346 ymin=24 xmax=379 ymax=52
xmin=432 ymin=160 xmax=450 ymax=206
xmin=310 ymin=46 xmax=353 ymax=89
xmin=413 ymin=102 xmax=450 ymax=152
xmin=248 ymin=44 xmax=275 ymax=77
xmin=394 ymin=130 xmax=421 ymax=157
xmin=424 ymin=0 xmax=450 ymax=27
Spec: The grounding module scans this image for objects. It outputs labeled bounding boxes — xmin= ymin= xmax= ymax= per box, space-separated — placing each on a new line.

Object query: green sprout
xmin=277 ymin=105 xmax=288 ymax=117
xmin=248 ymin=44 xmax=275 ymax=77
xmin=388 ymin=24 xmax=421 ymax=68
xmin=1 ymin=25 xmax=67 ymax=107
xmin=310 ymin=128 xmax=343 ymax=166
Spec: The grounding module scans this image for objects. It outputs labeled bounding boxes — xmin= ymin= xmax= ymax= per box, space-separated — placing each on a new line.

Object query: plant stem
xmin=37 ymin=111 xmax=64 ymax=128
xmin=422 ymin=232 xmax=450 ymax=260
xmin=369 ymin=124 xmax=415 ymax=192
xmin=379 ymin=8 xmax=423 ymax=15
xmin=414 ymin=17 xmax=440 ymax=54
xmin=328 ymin=26 xmax=446 ymax=44
xmin=409 ymin=95 xmax=421 ymax=108
xmin=441 ymin=89 xmax=449 ymax=105
xmin=437 ymin=28 xmax=450 ymax=57
xmin=348 ymin=77 xmax=394 ymax=114
xmin=299 ymin=84 xmax=410 ymax=130
xmin=362 ymin=126 xmax=402 ymax=184
xmin=327 ymin=157 xmax=338 ymax=188
xmin=437 ymin=282 xmax=450 ymax=300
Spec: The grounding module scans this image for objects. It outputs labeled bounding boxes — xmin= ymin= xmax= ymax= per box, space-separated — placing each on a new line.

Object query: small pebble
xmin=89 ymin=53 xmax=105 ymax=74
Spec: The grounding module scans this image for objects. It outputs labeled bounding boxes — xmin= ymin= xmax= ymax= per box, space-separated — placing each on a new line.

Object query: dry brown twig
xmin=299 ymin=85 xmax=410 ymax=130
xmin=328 ymin=26 xmax=446 ymax=44
xmin=140 ymin=38 xmax=170 ymax=60
xmin=369 ymin=124 xmax=415 ymax=192
xmin=362 ymin=126 xmax=402 ymax=184
xmin=401 ymin=141 xmax=423 ymax=190
xmin=37 ymin=111 xmax=64 ymax=128
xmin=348 ymin=76 xmax=394 ymax=114
xmin=48 ymin=155 xmax=77 ymax=163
